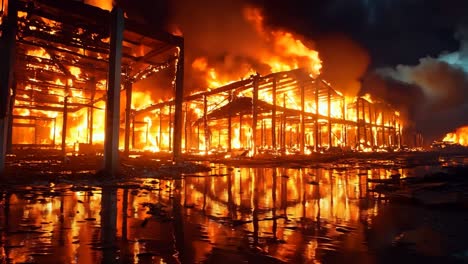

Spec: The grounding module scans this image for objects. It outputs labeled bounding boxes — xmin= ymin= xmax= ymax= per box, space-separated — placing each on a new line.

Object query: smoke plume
xmin=315 ymin=33 xmax=370 ymax=97
xmin=168 ymin=0 xmax=325 ymax=93
xmin=363 ymin=26 xmax=468 ymax=142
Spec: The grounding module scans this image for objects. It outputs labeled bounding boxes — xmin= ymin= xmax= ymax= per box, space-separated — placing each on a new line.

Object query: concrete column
xmin=0 ymin=0 xmax=17 ymax=176
xmin=103 ymin=7 xmax=124 ymax=176
xmin=173 ymin=41 xmax=184 ymax=160
xmin=124 ymin=81 xmax=132 ymax=155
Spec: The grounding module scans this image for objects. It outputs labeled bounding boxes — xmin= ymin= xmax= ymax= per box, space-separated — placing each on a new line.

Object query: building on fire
xmin=0 ymin=0 xmax=403 ymax=176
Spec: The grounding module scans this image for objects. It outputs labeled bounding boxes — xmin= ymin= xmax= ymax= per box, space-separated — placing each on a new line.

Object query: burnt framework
xmin=0 ymin=0 xmax=184 ymax=175
xmin=137 ymin=68 xmax=402 ymax=156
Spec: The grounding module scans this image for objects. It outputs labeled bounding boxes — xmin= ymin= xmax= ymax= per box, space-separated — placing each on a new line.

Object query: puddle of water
xmin=0 ymin=161 xmax=465 ymax=263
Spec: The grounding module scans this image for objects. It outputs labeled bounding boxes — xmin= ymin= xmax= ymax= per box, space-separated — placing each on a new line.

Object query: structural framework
xmin=0 ymin=0 xmax=184 ymax=175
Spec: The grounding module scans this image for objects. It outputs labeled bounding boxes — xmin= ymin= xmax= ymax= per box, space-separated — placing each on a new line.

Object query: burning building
xmin=137 ymin=69 xmax=402 ymax=156
xmin=0 ymin=0 xmax=184 ymax=175
xmin=0 ymin=0 xmax=403 ymax=175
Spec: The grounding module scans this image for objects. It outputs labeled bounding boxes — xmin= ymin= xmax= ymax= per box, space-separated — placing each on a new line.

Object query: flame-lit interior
xmin=3 ymin=1 xmax=406 ymax=156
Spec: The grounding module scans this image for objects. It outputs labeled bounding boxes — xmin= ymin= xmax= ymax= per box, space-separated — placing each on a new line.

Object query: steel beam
xmin=103 ymin=7 xmax=124 ymax=176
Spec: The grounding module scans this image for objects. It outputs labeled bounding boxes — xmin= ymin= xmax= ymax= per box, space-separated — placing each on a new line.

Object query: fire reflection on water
xmin=0 ymin=165 xmax=413 ymax=263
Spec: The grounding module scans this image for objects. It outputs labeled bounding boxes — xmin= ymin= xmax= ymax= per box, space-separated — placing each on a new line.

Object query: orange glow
xmin=84 ymin=0 xmax=113 ymax=11
xmin=443 ymin=126 xmax=468 ymax=146
xmin=244 ymin=7 xmax=322 ymax=76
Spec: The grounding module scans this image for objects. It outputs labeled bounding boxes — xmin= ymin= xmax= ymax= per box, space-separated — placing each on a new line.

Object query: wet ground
xmin=1 ymin=154 xmax=468 ymax=263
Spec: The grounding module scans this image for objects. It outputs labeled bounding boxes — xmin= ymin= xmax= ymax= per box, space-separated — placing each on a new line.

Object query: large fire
xmin=9 ymin=2 xmax=403 ymax=156
xmin=443 ymin=126 xmax=468 ymax=146
xmin=192 ymin=7 xmax=322 ymax=89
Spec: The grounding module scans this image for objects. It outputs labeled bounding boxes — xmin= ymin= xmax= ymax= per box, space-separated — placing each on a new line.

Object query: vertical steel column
xmin=173 ymin=41 xmax=184 ymax=160
xmin=87 ymin=78 xmax=96 ymax=145
xmin=271 ymin=77 xmax=277 ymax=150
xmin=281 ymin=94 xmax=286 ymax=153
xmin=369 ymin=103 xmax=374 ymax=148
xmin=104 ymin=7 xmax=124 ymax=176
xmin=0 ymin=0 xmax=17 ymax=175
xmin=124 ymin=81 xmax=132 ymax=155
xmin=314 ymin=83 xmax=319 ymax=151
xmin=203 ymin=95 xmax=208 ymax=155
xmin=342 ymin=98 xmax=346 ymax=146
xmin=239 ymin=114 xmax=242 ymax=148
xmin=362 ymin=100 xmax=368 ymax=146
xmin=356 ymin=98 xmax=361 ymax=150
xmin=251 ymin=75 xmax=259 ymax=156
xmin=131 ymin=115 xmax=135 ymax=149
xmin=159 ymin=110 xmax=162 ymax=149
xmin=61 ymin=94 xmax=69 ymax=154
xmin=227 ymin=91 xmax=232 ymax=152
xmin=169 ymin=105 xmax=172 ymax=151
xmin=382 ymin=110 xmax=386 ymax=146
xmin=184 ymin=103 xmax=188 ymax=153
xmin=300 ymin=84 xmax=305 ymax=154
xmin=327 ymin=87 xmax=332 ymax=148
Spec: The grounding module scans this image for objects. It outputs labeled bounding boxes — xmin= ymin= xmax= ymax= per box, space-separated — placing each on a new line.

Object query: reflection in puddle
xmin=0 ymin=164 xmax=460 ymax=263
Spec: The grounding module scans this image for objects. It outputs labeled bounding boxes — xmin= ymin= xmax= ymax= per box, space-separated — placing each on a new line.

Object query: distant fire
xmin=443 ymin=126 xmax=468 ymax=146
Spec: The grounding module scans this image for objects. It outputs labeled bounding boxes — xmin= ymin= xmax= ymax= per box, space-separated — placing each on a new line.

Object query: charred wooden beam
xmin=18 ymin=39 xmax=109 ymax=64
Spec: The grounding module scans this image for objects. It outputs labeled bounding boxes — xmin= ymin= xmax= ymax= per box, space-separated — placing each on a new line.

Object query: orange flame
xmin=443 ymin=126 xmax=468 ymax=146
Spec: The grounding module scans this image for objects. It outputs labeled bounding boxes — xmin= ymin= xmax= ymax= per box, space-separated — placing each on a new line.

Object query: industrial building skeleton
xmin=137 ymin=69 xmax=402 ymax=156
xmin=0 ymin=0 xmax=184 ymax=176
xmin=0 ymin=0 xmax=401 ymax=176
